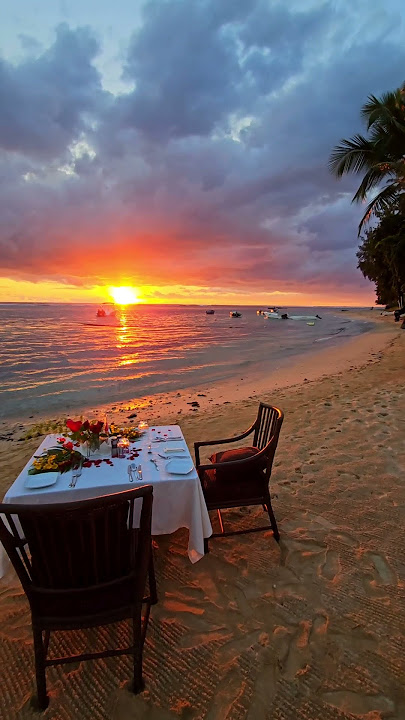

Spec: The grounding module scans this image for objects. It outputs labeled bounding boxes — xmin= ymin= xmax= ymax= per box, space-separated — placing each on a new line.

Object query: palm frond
xmin=328 ymin=135 xmax=374 ymax=177
xmin=362 ymin=90 xmax=405 ymax=130
xmin=357 ymin=182 xmax=402 ymax=235
xmin=352 ymin=166 xmax=395 ymax=203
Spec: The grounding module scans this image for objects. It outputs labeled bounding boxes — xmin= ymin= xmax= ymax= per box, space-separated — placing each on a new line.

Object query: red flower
xmin=66 ymin=419 xmax=82 ymax=433
xmin=82 ymin=420 xmax=90 ymax=431
xmin=89 ymin=421 xmax=104 ymax=434
xmin=63 ymin=441 xmax=73 ymax=451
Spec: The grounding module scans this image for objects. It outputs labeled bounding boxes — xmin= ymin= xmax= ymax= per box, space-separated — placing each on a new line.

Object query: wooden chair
xmin=194 ymin=403 xmax=283 ymax=552
xmin=0 ymin=486 xmax=157 ymax=710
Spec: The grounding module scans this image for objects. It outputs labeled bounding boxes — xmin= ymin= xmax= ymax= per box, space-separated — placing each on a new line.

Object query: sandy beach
xmin=1 ymin=311 xmax=405 ymax=719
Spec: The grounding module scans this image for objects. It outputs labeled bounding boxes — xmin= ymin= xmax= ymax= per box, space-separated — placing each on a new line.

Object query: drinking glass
xmin=138 ymin=420 xmax=150 ymax=450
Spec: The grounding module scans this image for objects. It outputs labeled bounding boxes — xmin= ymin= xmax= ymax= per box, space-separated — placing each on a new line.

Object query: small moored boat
xmin=230 ymin=311 xmax=242 ymax=318
xmin=205 ymin=309 xmax=215 ymax=315
xmin=263 ymin=311 xmax=322 ymax=321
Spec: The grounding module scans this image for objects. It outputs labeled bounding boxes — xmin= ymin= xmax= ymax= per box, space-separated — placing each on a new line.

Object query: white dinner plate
xmin=25 ymin=472 xmax=59 ymax=489
xmin=165 ymin=458 xmax=194 ymax=475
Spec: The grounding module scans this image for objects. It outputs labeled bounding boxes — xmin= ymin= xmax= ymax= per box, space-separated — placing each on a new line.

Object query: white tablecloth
xmin=0 ymin=425 xmax=212 ymax=576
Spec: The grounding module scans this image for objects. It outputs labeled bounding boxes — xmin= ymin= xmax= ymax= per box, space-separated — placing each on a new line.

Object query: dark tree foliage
xmin=329 ymin=84 xmax=405 ymax=235
xmin=357 ymin=203 xmax=405 ymax=306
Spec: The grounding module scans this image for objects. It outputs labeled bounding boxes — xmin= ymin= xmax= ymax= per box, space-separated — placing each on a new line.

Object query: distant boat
xmin=263 ymin=311 xmax=322 ymax=321
xmin=205 ymin=309 xmax=215 ymax=315
xmin=230 ymin=311 xmax=242 ymax=318
xmin=96 ymin=303 xmax=117 ymax=319
xmin=85 ymin=303 xmax=120 ymax=327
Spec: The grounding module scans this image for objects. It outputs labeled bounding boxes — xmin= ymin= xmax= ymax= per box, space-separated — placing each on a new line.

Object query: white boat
xmin=263 ymin=312 xmax=322 ymax=321
xmin=289 ymin=314 xmax=322 ymax=321
xmin=262 ymin=312 xmax=287 ymax=320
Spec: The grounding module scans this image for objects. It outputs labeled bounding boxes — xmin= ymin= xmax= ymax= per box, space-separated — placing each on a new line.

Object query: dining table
xmin=0 ymin=424 xmax=213 ymax=577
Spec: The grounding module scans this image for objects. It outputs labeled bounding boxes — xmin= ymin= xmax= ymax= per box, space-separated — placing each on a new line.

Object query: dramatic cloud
xmin=0 ymin=0 xmax=404 ymax=301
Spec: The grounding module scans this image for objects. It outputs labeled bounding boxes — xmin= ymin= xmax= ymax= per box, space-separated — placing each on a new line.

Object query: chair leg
xmin=132 ymin=604 xmax=144 ymax=694
xmin=204 ymin=537 xmax=209 ymax=554
xmin=148 ymin=550 xmax=158 ymax=605
xmin=33 ymin=625 xmax=49 ymax=711
xmin=265 ymin=492 xmax=280 ymax=543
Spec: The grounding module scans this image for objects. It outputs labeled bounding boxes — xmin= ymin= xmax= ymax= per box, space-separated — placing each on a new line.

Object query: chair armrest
xmin=194 ymin=425 xmax=255 ymax=465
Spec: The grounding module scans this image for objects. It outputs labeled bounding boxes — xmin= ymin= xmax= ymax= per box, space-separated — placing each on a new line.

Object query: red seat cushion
xmin=209 ymin=446 xmax=266 ymax=478
xmin=210 ymin=445 xmax=259 ymax=465
xmin=201 ymin=446 xmax=267 ymax=505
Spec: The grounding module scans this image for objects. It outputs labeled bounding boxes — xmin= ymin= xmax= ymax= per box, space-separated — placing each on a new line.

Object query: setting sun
xmin=108 ymin=286 xmax=140 ymax=305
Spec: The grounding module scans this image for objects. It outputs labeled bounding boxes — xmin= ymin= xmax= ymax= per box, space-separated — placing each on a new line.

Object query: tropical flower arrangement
xmin=65 ymin=418 xmax=107 ymax=454
xmin=29 ymin=444 xmax=83 ymax=475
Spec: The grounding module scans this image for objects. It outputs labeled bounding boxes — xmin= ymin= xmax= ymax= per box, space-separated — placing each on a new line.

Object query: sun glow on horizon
xmin=108 ymin=286 xmax=140 ymax=305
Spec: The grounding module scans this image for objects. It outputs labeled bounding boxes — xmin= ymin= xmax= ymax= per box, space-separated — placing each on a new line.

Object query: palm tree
xmin=329 ymin=84 xmax=405 ymax=234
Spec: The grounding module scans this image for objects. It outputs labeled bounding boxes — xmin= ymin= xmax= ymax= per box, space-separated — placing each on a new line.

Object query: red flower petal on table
xmin=63 ymin=441 xmax=74 ymax=451
xmin=66 ymin=419 xmax=82 ymax=433
xmin=82 ymin=461 xmax=91 ymax=467
xmin=57 ymin=437 xmax=65 ymax=443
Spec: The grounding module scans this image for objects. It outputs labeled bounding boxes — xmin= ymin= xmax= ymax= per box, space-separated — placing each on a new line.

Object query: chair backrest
xmin=253 ymin=403 xmax=284 ymax=453
xmin=0 ymin=486 xmax=153 ymax=615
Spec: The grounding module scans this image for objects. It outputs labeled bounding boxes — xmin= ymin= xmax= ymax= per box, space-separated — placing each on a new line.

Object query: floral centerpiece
xmin=66 ymin=418 xmax=107 ymax=457
xmin=29 ymin=442 xmax=83 ymax=475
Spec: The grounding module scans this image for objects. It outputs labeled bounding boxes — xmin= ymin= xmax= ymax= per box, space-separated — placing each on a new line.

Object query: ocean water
xmin=0 ymin=303 xmax=373 ymax=418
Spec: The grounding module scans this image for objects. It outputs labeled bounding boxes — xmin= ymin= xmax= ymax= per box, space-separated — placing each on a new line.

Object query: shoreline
xmin=0 ymin=310 xmax=397 ymax=436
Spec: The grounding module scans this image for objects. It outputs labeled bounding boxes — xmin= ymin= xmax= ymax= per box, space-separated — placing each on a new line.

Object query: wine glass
xmin=138 ymin=420 xmax=150 ymax=451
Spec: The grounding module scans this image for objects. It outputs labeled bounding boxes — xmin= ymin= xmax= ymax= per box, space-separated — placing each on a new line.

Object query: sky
xmin=1 ymin=0 xmax=405 ymax=305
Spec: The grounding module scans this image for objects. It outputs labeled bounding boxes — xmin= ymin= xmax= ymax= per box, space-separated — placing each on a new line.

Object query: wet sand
xmin=0 ymin=312 xmax=404 ymax=719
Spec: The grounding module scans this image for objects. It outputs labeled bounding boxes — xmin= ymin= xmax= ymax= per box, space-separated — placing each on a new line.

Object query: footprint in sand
xmin=368 ymin=552 xmax=397 ymax=585
xmin=310 ymin=613 xmax=329 ymax=639
xmin=322 ymin=690 xmax=394 ymax=716
xmin=359 ymin=552 xmax=397 ymax=598
xmin=321 ymin=550 xmax=341 ymax=582
xmin=277 ymin=620 xmax=313 ymax=680
xmin=327 ymin=530 xmax=359 ymax=548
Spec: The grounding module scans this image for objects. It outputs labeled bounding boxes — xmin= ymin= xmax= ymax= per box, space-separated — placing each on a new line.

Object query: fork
xmin=69 ymin=463 xmax=82 ymax=488
xmin=157 ymin=452 xmax=184 ymax=459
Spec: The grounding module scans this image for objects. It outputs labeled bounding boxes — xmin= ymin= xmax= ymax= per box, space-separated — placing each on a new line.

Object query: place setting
xmin=1 ymin=417 xmax=211 ymax=573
